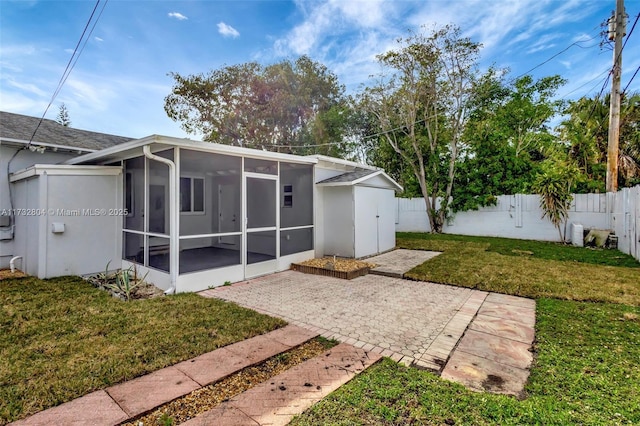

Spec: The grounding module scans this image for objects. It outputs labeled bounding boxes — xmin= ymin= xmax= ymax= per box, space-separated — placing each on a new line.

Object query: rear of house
xmin=1 ymin=111 xmax=401 ymax=292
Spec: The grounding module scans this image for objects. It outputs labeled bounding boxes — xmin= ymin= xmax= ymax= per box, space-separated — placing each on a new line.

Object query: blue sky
xmin=1 ymin=0 xmax=638 ymax=140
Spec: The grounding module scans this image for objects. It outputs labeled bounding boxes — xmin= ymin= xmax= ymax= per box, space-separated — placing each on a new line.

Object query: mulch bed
xmin=122 ymin=338 xmax=336 ymax=425
xmin=291 ymin=257 xmax=376 ymax=280
xmin=0 ymin=269 xmax=28 ymax=280
xmin=85 ymin=275 xmax=165 ymax=300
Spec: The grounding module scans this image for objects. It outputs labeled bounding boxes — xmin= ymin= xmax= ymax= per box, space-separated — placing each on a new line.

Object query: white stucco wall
xmin=11 ymin=177 xmax=40 ymax=275
xmin=397 ymin=194 xmax=612 ymax=242
xmin=10 ymin=166 xmax=123 ymax=278
xmin=396 ymin=188 xmax=639 ymax=262
xmin=0 ymin=144 xmax=80 ymax=268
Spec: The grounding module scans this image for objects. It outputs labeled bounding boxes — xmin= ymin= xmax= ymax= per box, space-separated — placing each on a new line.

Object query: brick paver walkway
xmin=182 ymin=343 xmax=381 ymax=426
xmin=10 ymin=325 xmax=318 ymax=426
xmin=201 ymin=270 xmax=488 ymax=370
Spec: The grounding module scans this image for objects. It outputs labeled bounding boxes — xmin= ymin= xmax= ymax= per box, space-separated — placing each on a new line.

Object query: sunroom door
xmin=245 ymin=175 xmax=278 ymax=278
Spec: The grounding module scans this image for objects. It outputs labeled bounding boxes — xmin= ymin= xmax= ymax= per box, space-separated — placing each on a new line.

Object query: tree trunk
xmin=422 ymin=192 xmax=439 ymax=233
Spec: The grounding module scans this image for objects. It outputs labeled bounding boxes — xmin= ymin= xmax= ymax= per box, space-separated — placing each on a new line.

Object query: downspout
xmin=143 ymin=145 xmax=178 ymax=294
xmin=10 ymin=256 xmax=22 ymax=273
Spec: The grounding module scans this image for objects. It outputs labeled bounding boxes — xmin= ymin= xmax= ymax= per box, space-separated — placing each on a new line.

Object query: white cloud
xmin=0 ymin=91 xmax=48 ymax=115
xmin=275 ymin=0 xmax=394 ymax=56
xmin=0 ymin=43 xmax=37 ymax=57
xmin=94 ymin=36 xmax=104 ymax=42
xmin=330 ymin=0 xmax=388 ymax=28
xmin=168 ymin=12 xmax=188 ymax=21
xmin=526 ymin=33 xmax=561 ymax=54
xmin=217 ymin=22 xmax=240 ymax=38
xmin=0 ymin=60 xmax=22 ymax=73
xmin=2 ymin=77 xmax=47 ymax=97
xmin=64 ymin=77 xmax=115 ymax=111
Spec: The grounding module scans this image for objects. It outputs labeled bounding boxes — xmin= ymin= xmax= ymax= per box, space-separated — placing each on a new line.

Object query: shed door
xmin=245 ymin=175 xmax=278 ymax=278
xmin=354 ymin=186 xmax=395 ymax=258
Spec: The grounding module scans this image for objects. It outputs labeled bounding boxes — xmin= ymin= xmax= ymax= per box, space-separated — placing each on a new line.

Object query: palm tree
xmin=561 ymin=92 xmax=640 ymax=189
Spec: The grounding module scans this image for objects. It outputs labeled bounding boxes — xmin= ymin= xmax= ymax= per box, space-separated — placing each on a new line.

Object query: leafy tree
xmin=618 ymin=92 xmax=640 ymax=186
xmin=56 ymin=103 xmax=71 ymax=127
xmin=361 ymin=25 xmax=482 ymax=232
xmin=164 ymin=56 xmax=352 ymax=155
xmin=452 ymin=74 xmax=566 ymax=211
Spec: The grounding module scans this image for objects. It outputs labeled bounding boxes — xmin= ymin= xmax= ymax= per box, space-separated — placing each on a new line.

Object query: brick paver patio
xmin=367 ymin=248 xmax=442 ymax=277
xmin=201 ymin=270 xmax=488 ymax=370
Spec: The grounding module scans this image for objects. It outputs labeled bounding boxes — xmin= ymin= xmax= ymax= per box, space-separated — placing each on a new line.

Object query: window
xmin=124 ymin=172 xmax=134 ymax=217
xmin=180 ymin=177 xmax=205 ymax=213
xmin=280 ymin=163 xmax=313 ymax=228
xmin=283 ymin=184 xmax=293 ymax=207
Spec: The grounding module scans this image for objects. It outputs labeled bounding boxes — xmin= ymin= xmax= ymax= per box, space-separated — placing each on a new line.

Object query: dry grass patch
xmin=297 ymin=257 xmax=376 ymax=272
xmin=124 ymin=338 xmax=337 ymax=426
xmin=0 ymin=269 xmax=28 ymax=280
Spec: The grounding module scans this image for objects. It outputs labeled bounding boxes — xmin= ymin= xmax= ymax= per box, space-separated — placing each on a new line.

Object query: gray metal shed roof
xmin=316 ymin=168 xmax=403 ymax=192
xmin=0 ymin=111 xmax=133 ymax=151
xmin=316 ymin=169 xmax=377 ymax=184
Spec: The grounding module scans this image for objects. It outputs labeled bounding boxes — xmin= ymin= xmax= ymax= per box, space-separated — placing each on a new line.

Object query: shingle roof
xmin=316 ymin=169 xmax=377 ymax=184
xmin=0 ymin=111 xmax=134 ymax=151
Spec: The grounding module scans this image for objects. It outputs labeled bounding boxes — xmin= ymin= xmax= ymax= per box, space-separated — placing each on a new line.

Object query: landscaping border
xmin=290 ymin=263 xmax=370 ymax=280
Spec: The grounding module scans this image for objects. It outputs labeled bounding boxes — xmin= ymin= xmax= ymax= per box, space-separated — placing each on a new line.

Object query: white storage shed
xmin=312 ymin=156 xmax=402 ymax=259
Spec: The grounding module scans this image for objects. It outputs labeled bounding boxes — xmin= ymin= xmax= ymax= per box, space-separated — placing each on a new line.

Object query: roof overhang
xmin=0 ymin=137 xmax=95 ymax=154
xmin=65 ymin=135 xmax=319 ymax=165
xmin=308 ymin=154 xmax=379 ymax=171
xmin=10 ymin=164 xmax=122 ymax=183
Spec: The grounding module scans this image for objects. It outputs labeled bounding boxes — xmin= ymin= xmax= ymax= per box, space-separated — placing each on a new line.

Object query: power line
xmin=26 ymin=0 xmax=105 ymax=147
xmin=618 ymin=12 xmax=639 ymax=63
xmin=622 ymin=65 xmax=640 ymax=94
xmin=7 ymin=0 xmax=108 ymax=227
xmin=558 ymin=68 xmax=611 ymax=99
xmin=269 ymin=114 xmax=439 ymax=150
xmin=620 ymin=13 xmax=640 ymax=94
xmin=515 ymin=34 xmax=600 ymax=79
xmin=577 ymin=11 xmax=638 ymax=130
xmin=57 ymin=0 xmax=109 ymax=104
xmin=584 ymin=72 xmax=612 ymax=125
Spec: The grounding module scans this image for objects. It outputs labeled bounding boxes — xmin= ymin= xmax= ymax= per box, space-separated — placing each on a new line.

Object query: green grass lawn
xmin=291 ymin=233 xmax=640 ymax=425
xmin=0 ymin=276 xmax=285 ymax=424
xmin=398 ymin=232 xmax=640 ymax=305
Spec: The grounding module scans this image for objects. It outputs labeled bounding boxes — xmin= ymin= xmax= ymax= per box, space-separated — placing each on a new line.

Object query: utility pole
xmin=606 ymin=0 xmax=625 ymax=193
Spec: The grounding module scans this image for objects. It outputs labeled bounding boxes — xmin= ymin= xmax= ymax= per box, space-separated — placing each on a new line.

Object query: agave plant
xmin=104 ymin=265 xmax=148 ymax=301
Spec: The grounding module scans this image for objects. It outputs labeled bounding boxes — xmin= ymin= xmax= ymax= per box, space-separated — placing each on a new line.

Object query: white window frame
xmin=180 ymin=175 xmax=205 ymax=215
xmin=282 ymin=184 xmax=293 ymax=208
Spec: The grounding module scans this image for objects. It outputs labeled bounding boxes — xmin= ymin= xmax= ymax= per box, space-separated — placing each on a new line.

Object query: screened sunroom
xmin=70 ymin=136 xmax=316 ymax=292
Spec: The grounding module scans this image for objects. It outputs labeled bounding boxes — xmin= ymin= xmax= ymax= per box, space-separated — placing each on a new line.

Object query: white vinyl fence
xmin=395 ymin=185 xmax=640 ymax=261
